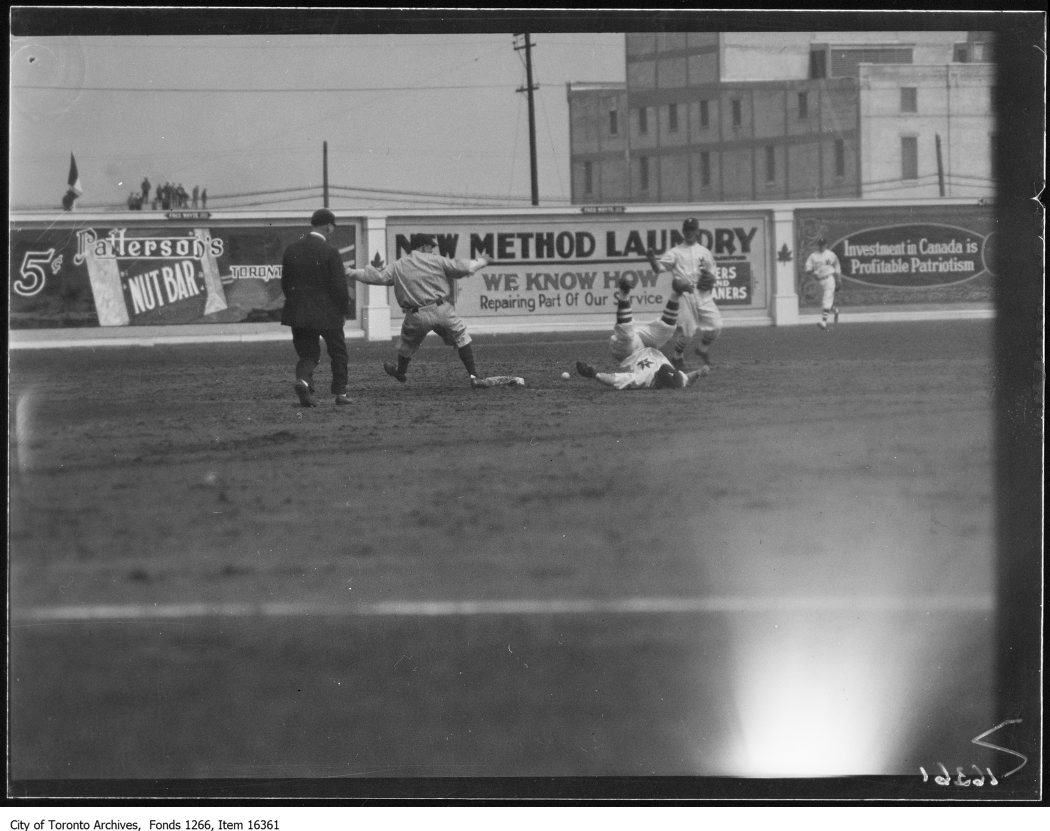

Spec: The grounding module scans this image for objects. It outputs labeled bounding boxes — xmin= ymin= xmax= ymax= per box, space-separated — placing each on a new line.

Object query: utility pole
xmin=514 ymin=33 xmax=539 ymax=206
xmin=323 ymin=140 xmax=330 ymax=207
xmin=935 ymin=133 xmax=945 ymax=196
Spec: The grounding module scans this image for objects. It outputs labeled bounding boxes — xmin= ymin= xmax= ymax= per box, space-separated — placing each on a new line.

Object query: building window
xmin=830 ymin=47 xmax=913 ymax=78
xmin=972 ymin=40 xmax=993 ymax=62
xmin=700 ymin=151 xmax=711 ymax=187
xmin=639 ymin=156 xmax=650 ymax=191
xmin=638 ymin=107 xmax=648 ymax=135
xmin=584 ymin=161 xmax=593 ymax=195
xmin=731 ymin=99 xmax=742 ymax=127
xmin=809 ymin=49 xmax=827 ymax=79
xmin=835 ymin=139 xmax=845 ymax=177
xmin=901 ymin=136 xmax=918 ymax=180
xmin=798 ymin=90 xmax=808 ymax=119
xmin=669 ymin=103 xmax=679 ymax=132
xmin=901 ymin=87 xmax=918 ymax=113
xmin=765 ymin=146 xmax=776 ymax=182
xmin=609 ymin=108 xmax=618 ymax=136
xmin=699 ymin=99 xmax=709 ymax=128
xmin=953 ymin=43 xmax=969 ymax=62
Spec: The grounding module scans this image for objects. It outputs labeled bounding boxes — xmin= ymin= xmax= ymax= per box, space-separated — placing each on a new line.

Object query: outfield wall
xmin=9 ymin=199 xmax=995 ymax=348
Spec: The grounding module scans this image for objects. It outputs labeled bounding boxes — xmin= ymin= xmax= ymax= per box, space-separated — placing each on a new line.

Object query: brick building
xmin=567 ymin=31 xmax=995 ymax=204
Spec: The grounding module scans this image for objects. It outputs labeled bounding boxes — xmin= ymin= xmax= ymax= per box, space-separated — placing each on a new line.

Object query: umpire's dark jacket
xmin=280 ymin=231 xmax=350 ymax=329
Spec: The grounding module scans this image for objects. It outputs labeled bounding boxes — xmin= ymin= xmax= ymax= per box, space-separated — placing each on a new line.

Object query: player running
xmin=804 ymin=236 xmax=842 ymax=329
xmin=575 ymin=274 xmax=707 ymax=390
xmin=646 ymin=216 xmax=722 ymax=371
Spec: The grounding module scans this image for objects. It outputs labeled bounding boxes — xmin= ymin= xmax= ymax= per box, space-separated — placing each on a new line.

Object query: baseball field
xmin=8 ymin=318 xmax=1005 ymax=796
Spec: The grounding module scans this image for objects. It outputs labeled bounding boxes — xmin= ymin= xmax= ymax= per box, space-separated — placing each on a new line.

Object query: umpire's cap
xmin=311 ymin=208 xmax=337 ymax=227
xmin=410 ymin=233 xmax=437 ymax=249
xmin=654 ymin=364 xmax=687 ymax=389
xmin=682 ymin=217 xmax=700 ymax=232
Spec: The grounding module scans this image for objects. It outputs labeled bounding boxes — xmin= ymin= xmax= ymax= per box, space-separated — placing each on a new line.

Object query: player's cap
xmin=411 ymin=233 xmax=437 ymax=249
xmin=311 ymin=208 xmax=337 ymax=227
xmin=654 ymin=364 xmax=687 ymax=389
xmin=682 ymin=217 xmax=700 ymax=232
xmin=816 ymin=236 xmax=826 ymax=245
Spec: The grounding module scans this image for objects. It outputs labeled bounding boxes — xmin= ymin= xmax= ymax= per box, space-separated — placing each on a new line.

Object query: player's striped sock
xmin=660 ymin=297 xmax=680 ymax=326
xmin=616 ymin=297 xmax=633 ymax=324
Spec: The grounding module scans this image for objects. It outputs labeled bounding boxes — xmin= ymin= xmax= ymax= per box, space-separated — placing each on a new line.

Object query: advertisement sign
xmin=384 ymin=213 xmax=769 ymax=319
xmin=9 ymin=220 xmax=358 ymax=328
xmin=795 ymin=205 xmax=995 ymax=307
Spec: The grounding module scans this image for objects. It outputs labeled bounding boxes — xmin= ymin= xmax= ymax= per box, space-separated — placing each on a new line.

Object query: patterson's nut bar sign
xmin=74 ymin=227 xmax=227 ymax=325
xmin=9 ymin=219 xmax=358 ymax=328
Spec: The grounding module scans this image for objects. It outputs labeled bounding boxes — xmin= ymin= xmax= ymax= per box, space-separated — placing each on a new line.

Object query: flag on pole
xmin=67 ymin=153 xmax=83 ymax=196
xmin=62 ymin=153 xmax=83 ymax=211
xmin=67 ymin=152 xmax=82 ymax=195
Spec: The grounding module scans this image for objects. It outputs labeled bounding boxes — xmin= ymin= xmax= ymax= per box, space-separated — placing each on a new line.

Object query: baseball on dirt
xmin=561 ymin=371 xmax=571 ymax=380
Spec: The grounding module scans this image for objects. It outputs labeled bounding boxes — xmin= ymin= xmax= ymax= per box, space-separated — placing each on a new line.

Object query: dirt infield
xmin=9 ymin=319 xmax=1001 ymax=786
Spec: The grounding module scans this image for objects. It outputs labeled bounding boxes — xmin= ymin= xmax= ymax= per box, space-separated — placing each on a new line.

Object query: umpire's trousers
xmin=291 ymin=327 xmax=349 ymax=394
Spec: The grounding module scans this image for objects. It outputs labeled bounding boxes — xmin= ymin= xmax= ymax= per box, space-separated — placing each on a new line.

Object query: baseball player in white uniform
xmin=576 ymin=274 xmax=706 ymax=390
xmin=804 ymin=236 xmax=842 ymax=329
xmin=348 ymin=233 xmax=493 ymax=386
xmin=646 ymin=217 xmax=722 ymax=371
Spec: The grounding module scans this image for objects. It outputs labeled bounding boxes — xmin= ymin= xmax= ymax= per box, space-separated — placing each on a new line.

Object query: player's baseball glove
xmin=697 ymin=268 xmax=717 ymax=292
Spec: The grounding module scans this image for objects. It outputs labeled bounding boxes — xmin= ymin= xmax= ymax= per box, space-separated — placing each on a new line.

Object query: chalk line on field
xmin=11 ymin=594 xmax=994 ymax=623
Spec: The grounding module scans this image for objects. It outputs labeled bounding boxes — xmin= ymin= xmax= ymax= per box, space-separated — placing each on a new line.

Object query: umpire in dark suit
xmin=280 ymin=208 xmax=352 ymax=406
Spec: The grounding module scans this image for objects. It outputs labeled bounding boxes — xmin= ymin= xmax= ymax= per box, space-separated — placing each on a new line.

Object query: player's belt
xmin=401 ymin=297 xmax=446 ymax=313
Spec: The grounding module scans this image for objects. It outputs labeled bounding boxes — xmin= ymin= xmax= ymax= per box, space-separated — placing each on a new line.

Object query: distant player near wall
xmin=804 ymin=236 xmax=842 ymax=330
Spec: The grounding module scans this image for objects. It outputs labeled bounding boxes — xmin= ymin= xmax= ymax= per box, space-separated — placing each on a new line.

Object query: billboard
xmin=383 ymin=212 xmax=770 ymax=320
xmin=795 ymin=205 xmax=995 ymax=308
xmin=9 ymin=217 xmax=359 ymax=328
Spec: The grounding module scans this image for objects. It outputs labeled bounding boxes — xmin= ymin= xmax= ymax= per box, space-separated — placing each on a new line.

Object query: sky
xmin=10 ymin=8 xmax=1039 ymax=214
xmin=10 ymin=24 xmax=627 ymax=212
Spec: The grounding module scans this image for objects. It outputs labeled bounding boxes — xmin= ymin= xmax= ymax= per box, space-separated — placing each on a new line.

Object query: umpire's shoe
xmin=576 ymin=361 xmax=597 ymax=378
xmin=295 ymin=379 xmax=318 ymax=407
xmin=334 ymin=393 xmax=352 ymax=406
xmin=383 ymin=361 xmax=407 ymax=383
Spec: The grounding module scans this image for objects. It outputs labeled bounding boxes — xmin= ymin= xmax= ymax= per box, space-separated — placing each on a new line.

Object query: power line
xmin=12 ymin=83 xmax=509 ymax=93
xmin=75 ymin=38 xmax=513 ymax=50
xmin=206 ymin=185 xmax=321 ymax=199
xmin=213 ymin=193 xmax=324 ymax=209
xmin=328 ymin=183 xmax=535 ymax=203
